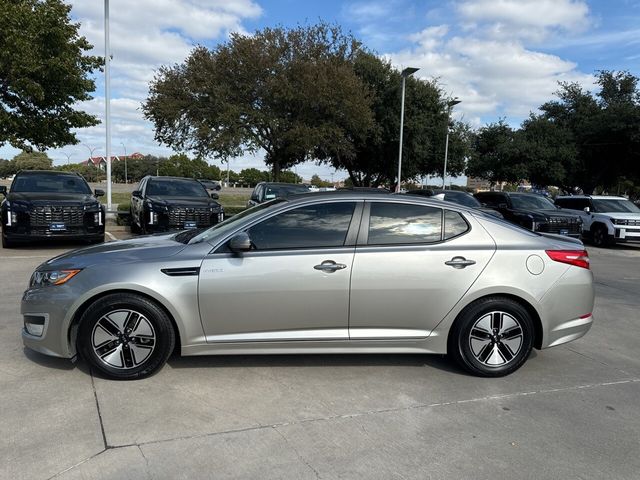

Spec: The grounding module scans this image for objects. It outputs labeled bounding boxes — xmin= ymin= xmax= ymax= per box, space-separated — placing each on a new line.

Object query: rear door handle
xmin=445 ymin=256 xmax=476 ymax=269
xmin=314 ymin=260 xmax=347 ymax=273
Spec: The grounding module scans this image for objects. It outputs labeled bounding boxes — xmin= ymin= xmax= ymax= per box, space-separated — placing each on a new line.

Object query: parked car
xmin=22 ymin=192 xmax=594 ymax=380
xmin=130 ymin=176 xmax=223 ymax=234
xmin=0 ymin=170 xmax=105 ymax=248
xmin=475 ymin=191 xmax=582 ymax=238
xmin=198 ymin=179 xmax=222 ymax=192
xmin=555 ymin=195 xmax=640 ymax=247
xmin=407 ymin=189 xmax=503 ymax=218
xmin=247 ymin=182 xmax=311 ymax=207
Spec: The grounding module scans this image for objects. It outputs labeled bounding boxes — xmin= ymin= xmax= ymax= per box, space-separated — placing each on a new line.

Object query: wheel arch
xmin=447 ymin=293 xmax=544 ymax=350
xmin=68 ymin=289 xmax=182 ymax=357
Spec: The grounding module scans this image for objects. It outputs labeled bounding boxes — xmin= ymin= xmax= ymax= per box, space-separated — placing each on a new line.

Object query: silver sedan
xmin=21 ymin=192 xmax=594 ymax=380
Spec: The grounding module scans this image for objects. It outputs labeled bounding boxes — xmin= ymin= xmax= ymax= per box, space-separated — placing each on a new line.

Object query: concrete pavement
xmin=1 ymin=239 xmax=639 ymax=479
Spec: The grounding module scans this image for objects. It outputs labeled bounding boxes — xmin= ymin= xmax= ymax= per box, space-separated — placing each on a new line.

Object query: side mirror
xmin=215 ymin=183 xmax=222 ymax=191
xmin=94 ymin=189 xmax=105 ymax=197
xmin=132 ymin=190 xmax=142 ymax=199
xmin=250 ymin=194 xmax=259 ymax=202
xmin=229 ymin=232 xmax=252 ymax=253
xmin=498 ymin=203 xmax=508 ymax=209
xmin=210 ymin=192 xmax=219 ymax=200
xmin=583 ymin=206 xmax=590 ymax=213
xmin=0 ymin=186 xmax=6 ymax=196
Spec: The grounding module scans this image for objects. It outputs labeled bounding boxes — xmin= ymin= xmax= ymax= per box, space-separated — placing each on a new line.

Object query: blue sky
xmin=2 ymin=0 xmax=639 ymax=181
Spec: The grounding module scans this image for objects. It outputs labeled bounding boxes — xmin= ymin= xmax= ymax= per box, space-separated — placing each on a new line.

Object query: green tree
xmin=12 ymin=151 xmax=52 ymax=170
xmin=278 ymin=170 xmax=302 ymax=184
xmin=239 ymin=168 xmax=267 ymax=186
xmin=535 ymin=71 xmax=640 ymax=193
xmin=0 ymin=158 xmax=13 ymax=178
xmin=310 ymin=174 xmax=332 ymax=187
xmin=143 ymin=23 xmax=373 ymax=180
xmin=466 ymin=121 xmax=526 ymax=186
xmin=0 ymin=0 xmax=102 ymax=151
xmin=323 ymin=52 xmax=469 ymax=187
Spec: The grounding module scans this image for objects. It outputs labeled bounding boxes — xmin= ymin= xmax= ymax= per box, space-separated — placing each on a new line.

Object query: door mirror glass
xmin=94 ymin=189 xmax=105 ymax=197
xmin=498 ymin=203 xmax=508 ymax=209
xmin=0 ymin=185 xmax=6 ymax=195
xmin=132 ymin=190 xmax=142 ymax=198
xmin=229 ymin=232 xmax=252 ymax=252
xmin=210 ymin=192 xmax=219 ymax=200
xmin=583 ymin=206 xmax=590 ymax=213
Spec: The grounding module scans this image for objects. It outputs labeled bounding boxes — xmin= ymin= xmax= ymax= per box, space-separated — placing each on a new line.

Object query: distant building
xmin=466 ymin=177 xmax=490 ymax=192
xmin=81 ymin=152 xmax=144 ymax=170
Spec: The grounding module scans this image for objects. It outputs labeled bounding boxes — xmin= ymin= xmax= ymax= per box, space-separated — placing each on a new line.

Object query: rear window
xmin=368 ymin=202 xmax=442 ymax=245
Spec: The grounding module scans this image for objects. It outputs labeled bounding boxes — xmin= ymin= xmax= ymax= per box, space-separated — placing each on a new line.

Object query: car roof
xmin=557 ymin=195 xmax=627 ymax=200
xmin=259 ymin=182 xmax=308 ymax=186
xmin=16 ymin=170 xmax=81 ymax=177
xmin=147 ymin=176 xmax=202 ymax=182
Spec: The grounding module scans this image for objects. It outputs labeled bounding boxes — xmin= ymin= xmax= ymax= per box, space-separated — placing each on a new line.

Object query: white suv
xmin=555 ymin=195 xmax=640 ymax=247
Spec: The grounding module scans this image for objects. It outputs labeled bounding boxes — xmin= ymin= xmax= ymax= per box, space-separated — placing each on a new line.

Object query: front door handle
xmin=314 ymin=260 xmax=347 ymax=273
xmin=445 ymin=256 xmax=476 ymax=269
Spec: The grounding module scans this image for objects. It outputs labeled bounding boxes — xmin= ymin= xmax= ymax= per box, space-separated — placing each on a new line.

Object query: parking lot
xmin=1 ymin=236 xmax=639 ymax=480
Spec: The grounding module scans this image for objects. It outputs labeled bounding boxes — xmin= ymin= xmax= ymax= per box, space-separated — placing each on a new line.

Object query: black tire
xmin=591 ymin=224 xmax=611 ymax=247
xmin=77 ymin=293 xmax=175 ymax=380
xmin=139 ymin=213 xmax=147 ymax=235
xmin=448 ymin=297 xmax=534 ymax=377
xmin=130 ymin=208 xmax=140 ymax=234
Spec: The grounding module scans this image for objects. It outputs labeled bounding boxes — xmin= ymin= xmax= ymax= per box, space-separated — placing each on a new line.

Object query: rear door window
xmin=367 ymin=202 xmax=443 ymax=245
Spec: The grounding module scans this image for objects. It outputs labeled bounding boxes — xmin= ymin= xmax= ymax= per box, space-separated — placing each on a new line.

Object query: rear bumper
xmin=543 ymin=313 xmax=593 ymax=348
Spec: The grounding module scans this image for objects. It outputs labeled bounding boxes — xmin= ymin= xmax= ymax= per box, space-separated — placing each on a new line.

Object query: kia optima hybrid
xmin=21 ymin=193 xmax=594 ymax=380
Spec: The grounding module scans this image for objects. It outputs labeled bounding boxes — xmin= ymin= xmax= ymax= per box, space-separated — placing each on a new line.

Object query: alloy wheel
xmin=468 ymin=311 xmax=523 ymax=367
xmin=91 ymin=309 xmax=156 ymax=369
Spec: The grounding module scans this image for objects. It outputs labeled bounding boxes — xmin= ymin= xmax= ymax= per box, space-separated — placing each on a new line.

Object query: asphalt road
xmin=1 ymin=236 xmax=639 ymax=479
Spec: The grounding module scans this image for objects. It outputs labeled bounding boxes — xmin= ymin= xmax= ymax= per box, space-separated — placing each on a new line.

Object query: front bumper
xmin=613 ymin=226 xmax=640 ymax=242
xmin=21 ymin=286 xmax=78 ymax=359
xmin=4 ymin=225 xmax=104 ymax=242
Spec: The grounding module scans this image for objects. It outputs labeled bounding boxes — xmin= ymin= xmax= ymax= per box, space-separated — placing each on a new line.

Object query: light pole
xmin=82 ymin=144 xmax=99 ymax=182
xmin=442 ymin=98 xmax=461 ymax=188
xmin=62 ymin=152 xmax=72 ymax=165
xmin=104 ymin=0 xmax=113 ymax=210
xmin=396 ymin=67 xmax=419 ymax=193
xmin=120 ymin=142 xmax=127 ymax=184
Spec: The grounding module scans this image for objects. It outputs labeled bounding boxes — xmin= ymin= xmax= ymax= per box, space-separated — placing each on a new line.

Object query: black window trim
xmin=357 ymin=200 xmax=471 ymax=247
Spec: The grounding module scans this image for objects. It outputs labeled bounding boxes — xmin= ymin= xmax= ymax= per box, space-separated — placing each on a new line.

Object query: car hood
xmin=38 ymin=234 xmax=189 ymax=270
xmin=512 ymin=208 xmax=580 ymax=220
xmin=598 ymin=212 xmax=640 ymax=219
xmin=7 ymin=192 xmax=98 ymax=205
xmin=146 ymin=196 xmax=220 ymax=208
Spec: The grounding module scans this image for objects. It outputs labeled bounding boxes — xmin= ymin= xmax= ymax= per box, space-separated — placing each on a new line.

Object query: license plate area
xmin=184 ymin=221 xmax=197 ymax=229
xmin=50 ymin=223 xmax=67 ymax=231
xmin=559 ymin=228 xmax=569 ymax=236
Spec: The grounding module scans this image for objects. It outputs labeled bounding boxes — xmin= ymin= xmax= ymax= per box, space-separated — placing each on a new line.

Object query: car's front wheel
xmin=77 ymin=293 xmax=175 ymax=380
xmin=449 ymin=297 xmax=534 ymax=377
xmin=591 ymin=224 xmax=612 ymax=247
xmin=2 ymin=233 xmax=15 ymax=248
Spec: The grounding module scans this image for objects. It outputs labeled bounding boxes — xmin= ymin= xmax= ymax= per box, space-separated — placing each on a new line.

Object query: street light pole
xmin=396 ymin=67 xmax=419 ymax=193
xmin=443 ymin=98 xmax=461 ymax=188
xmin=104 ymin=0 xmax=112 ymax=210
xmin=62 ymin=152 xmax=72 ymax=165
xmin=120 ymin=142 xmax=127 ymax=184
xmin=82 ymin=144 xmax=99 ymax=182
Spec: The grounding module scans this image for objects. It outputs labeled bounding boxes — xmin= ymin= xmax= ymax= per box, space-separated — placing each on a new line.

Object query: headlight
xmin=30 ymin=269 xmax=81 ymax=288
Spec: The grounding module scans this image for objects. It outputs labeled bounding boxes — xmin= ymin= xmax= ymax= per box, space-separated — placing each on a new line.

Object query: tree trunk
xmin=272 ymin=162 xmax=281 ymax=182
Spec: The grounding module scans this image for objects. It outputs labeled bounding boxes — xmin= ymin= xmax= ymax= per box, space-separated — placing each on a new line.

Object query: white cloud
xmin=383 ymin=1 xmax=596 ymax=127
xmin=457 ymin=0 xmax=591 ymax=41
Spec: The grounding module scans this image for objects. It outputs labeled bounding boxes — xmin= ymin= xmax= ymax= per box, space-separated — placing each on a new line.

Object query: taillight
xmin=545 ymin=249 xmax=590 ymax=269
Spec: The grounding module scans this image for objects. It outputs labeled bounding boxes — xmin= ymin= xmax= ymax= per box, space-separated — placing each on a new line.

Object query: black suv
xmin=474 ymin=191 xmax=582 ymax=237
xmin=247 ymin=182 xmax=310 ymax=207
xmin=130 ymin=176 xmax=224 ymax=234
xmin=0 ymin=170 xmax=105 ymax=248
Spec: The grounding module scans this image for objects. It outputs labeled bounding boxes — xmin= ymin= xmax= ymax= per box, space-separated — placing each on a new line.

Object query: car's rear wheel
xmin=77 ymin=293 xmax=175 ymax=380
xmin=449 ymin=297 xmax=534 ymax=377
xmin=129 ymin=207 xmax=140 ymax=234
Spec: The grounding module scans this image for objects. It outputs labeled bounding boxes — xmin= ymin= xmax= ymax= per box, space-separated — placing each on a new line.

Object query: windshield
xmin=11 ymin=173 xmax=92 ymax=194
xmin=510 ymin=195 xmax=555 ymax=210
xmin=441 ymin=191 xmax=481 ymax=208
xmin=188 ymin=199 xmax=287 ymax=244
xmin=593 ymin=199 xmax=640 ymax=213
xmin=147 ymin=179 xmax=208 ymax=197
xmin=264 ymin=184 xmax=309 ymax=200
